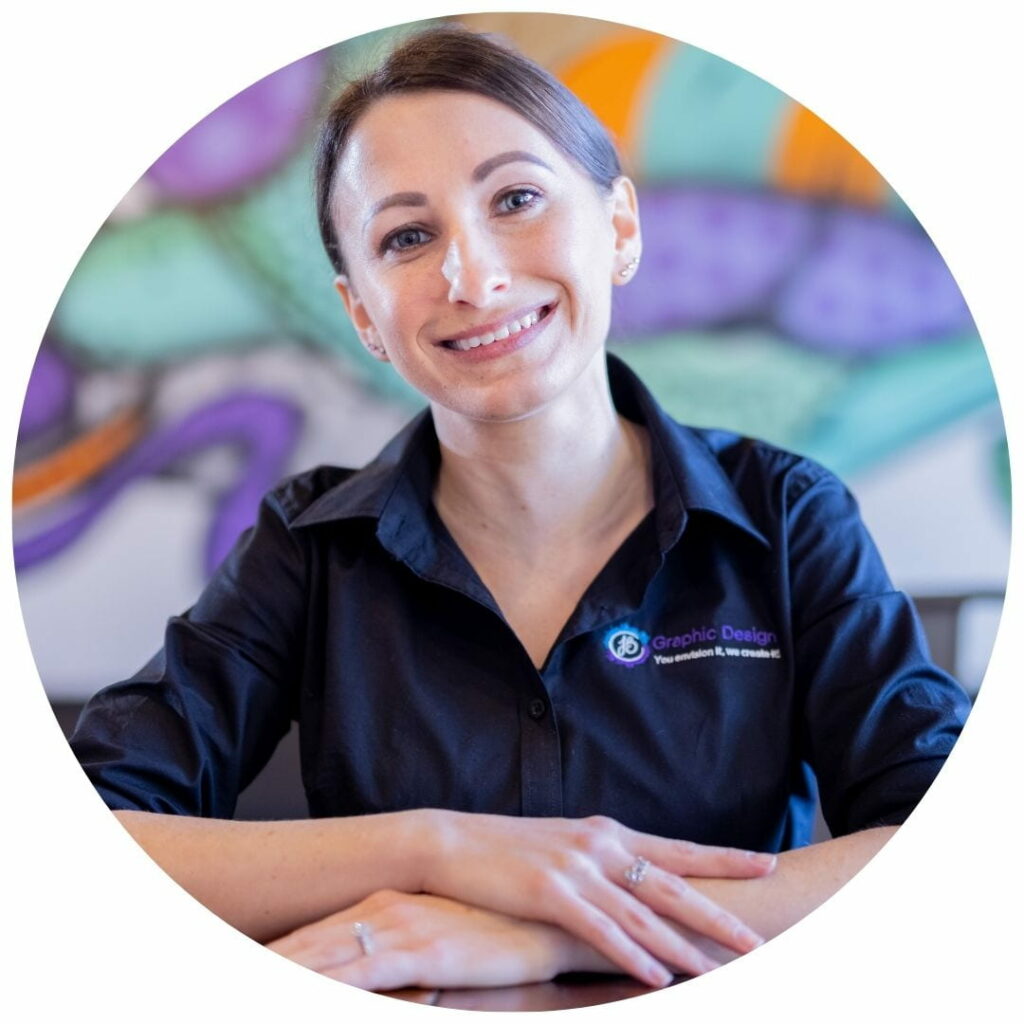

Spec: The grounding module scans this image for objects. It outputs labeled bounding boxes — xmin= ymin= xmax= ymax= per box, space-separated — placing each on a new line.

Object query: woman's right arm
xmin=112 ymin=807 xmax=774 ymax=986
xmin=111 ymin=808 xmax=432 ymax=943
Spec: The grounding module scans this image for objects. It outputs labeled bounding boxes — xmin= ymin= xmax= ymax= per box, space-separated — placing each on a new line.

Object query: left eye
xmin=496 ymin=188 xmax=541 ymax=213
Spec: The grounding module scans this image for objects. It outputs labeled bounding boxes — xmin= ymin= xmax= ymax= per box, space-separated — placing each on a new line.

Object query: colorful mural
xmin=13 ymin=14 xmax=1008 ymax=697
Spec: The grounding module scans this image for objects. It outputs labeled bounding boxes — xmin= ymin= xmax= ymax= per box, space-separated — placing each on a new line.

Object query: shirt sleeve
xmin=69 ymin=489 xmax=307 ymax=818
xmin=785 ymin=463 xmax=972 ymax=837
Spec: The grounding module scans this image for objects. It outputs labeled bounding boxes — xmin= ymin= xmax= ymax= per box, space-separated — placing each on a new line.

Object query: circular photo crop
xmin=10 ymin=9 xmax=1010 ymax=1015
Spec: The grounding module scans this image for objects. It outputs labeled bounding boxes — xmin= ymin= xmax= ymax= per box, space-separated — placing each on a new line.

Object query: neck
xmin=431 ymin=355 xmax=653 ymax=559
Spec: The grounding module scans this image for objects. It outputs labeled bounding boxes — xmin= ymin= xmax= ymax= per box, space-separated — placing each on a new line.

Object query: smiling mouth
xmin=441 ymin=304 xmax=554 ymax=351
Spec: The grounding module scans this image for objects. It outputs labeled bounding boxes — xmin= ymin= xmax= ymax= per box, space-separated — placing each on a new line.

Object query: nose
xmin=441 ymin=233 xmax=510 ymax=306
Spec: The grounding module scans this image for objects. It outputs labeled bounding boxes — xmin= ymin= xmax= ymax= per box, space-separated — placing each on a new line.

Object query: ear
xmin=608 ymin=176 xmax=642 ymax=285
xmin=334 ymin=275 xmax=390 ymax=362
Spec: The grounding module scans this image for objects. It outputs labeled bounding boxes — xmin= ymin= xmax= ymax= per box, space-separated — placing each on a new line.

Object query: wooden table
xmin=387 ymin=973 xmax=671 ymax=1010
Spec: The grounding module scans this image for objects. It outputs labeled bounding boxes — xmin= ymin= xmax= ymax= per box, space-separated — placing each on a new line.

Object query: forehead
xmin=333 ymin=90 xmax=571 ymax=206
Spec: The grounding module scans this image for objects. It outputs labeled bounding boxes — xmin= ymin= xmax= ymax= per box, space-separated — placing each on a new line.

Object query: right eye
xmin=381 ymin=227 xmax=430 ymax=254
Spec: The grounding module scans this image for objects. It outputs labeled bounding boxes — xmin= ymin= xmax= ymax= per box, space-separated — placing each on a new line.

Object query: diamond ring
xmin=352 ymin=920 xmax=375 ymax=956
xmin=624 ymin=855 xmax=651 ymax=889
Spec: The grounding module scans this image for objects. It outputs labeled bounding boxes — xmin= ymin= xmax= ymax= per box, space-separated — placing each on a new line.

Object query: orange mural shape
xmin=13 ymin=408 xmax=144 ymax=510
xmin=773 ymin=103 xmax=886 ymax=205
xmin=556 ymin=29 xmax=675 ymax=167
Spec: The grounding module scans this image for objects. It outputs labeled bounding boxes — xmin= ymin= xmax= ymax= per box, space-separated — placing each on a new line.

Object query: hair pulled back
xmin=314 ymin=24 xmax=623 ymax=275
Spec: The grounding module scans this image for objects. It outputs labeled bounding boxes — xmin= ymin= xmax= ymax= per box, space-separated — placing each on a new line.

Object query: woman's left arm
xmin=666 ymin=826 xmax=897 ymax=963
xmin=541 ymin=826 xmax=899 ymax=974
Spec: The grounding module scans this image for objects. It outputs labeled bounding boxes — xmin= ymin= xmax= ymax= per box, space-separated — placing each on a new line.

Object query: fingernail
xmin=740 ymin=928 xmax=765 ymax=951
xmin=748 ymin=852 xmax=776 ymax=868
xmin=649 ymin=964 xmax=673 ymax=988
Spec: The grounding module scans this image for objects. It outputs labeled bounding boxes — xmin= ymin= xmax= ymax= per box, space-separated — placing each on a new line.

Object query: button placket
xmin=519 ymin=685 xmax=563 ymax=817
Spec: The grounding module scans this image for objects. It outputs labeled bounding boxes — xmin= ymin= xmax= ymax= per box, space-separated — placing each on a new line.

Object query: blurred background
xmin=14 ymin=14 xmax=1007 ymax=795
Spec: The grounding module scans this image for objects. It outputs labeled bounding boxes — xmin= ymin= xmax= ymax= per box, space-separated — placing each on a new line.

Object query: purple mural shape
xmin=14 ymin=392 xmax=302 ymax=576
xmin=19 ymin=343 xmax=75 ymax=439
xmin=774 ymin=209 xmax=974 ymax=353
xmin=146 ymin=50 xmax=326 ymax=201
xmin=611 ymin=188 xmax=814 ymax=337
xmin=610 ymin=187 xmax=973 ymax=352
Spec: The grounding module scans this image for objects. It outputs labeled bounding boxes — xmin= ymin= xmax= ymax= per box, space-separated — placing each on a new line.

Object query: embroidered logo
xmin=601 ymin=621 xmax=782 ymax=667
xmin=603 ymin=624 xmax=650 ymax=667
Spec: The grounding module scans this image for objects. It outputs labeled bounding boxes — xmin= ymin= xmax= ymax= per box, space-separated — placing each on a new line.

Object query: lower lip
xmin=441 ymin=305 xmax=556 ymax=363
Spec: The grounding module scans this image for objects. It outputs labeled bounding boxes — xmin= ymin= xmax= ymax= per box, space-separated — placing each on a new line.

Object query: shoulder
xmin=263 ymin=465 xmax=361 ymax=525
xmin=680 ymin=424 xmax=847 ymax=507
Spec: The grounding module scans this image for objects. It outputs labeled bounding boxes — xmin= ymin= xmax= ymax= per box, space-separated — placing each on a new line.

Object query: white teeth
xmin=449 ymin=307 xmax=544 ymax=351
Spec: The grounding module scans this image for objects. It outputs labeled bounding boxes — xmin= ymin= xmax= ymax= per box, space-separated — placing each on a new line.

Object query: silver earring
xmin=618 ymin=255 xmax=640 ymax=278
xmin=366 ymin=341 xmax=386 ymax=356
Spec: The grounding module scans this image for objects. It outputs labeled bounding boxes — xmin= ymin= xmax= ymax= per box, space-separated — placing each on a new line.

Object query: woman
xmin=70 ymin=26 xmax=970 ymax=992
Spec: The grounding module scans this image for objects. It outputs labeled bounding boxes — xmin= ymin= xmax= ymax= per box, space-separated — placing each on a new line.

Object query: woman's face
xmin=330 ymin=90 xmax=640 ymax=424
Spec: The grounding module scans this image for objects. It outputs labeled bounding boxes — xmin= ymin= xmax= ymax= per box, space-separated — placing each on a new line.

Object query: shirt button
xmin=527 ymin=698 xmax=547 ymax=720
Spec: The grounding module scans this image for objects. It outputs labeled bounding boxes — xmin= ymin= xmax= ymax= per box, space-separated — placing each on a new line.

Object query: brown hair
xmin=314 ymin=24 xmax=623 ymax=275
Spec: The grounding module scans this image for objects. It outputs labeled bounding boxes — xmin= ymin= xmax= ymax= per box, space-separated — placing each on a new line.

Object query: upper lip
xmin=434 ymin=301 xmax=554 ymax=344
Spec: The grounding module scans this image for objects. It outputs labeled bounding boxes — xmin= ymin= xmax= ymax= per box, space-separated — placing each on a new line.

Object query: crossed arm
xmin=266 ymin=825 xmax=898 ymax=990
xmin=113 ymin=807 xmax=895 ymax=990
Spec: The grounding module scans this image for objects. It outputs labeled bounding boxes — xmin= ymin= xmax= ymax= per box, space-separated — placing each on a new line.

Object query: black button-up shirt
xmin=71 ymin=355 xmax=970 ymax=851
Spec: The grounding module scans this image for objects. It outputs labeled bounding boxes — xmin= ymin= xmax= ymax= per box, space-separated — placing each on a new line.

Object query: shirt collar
xmin=291 ymin=353 xmax=769 ymax=551
xmin=291 ymin=408 xmax=436 ymax=528
xmin=605 ymin=354 xmax=770 ymax=550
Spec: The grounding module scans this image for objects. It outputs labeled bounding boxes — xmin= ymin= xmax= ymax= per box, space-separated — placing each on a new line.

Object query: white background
xmin=3 ymin=1 xmax=1021 ymax=1020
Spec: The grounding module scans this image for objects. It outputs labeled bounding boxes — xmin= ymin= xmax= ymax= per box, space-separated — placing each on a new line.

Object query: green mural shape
xmin=992 ymin=434 xmax=1011 ymax=514
xmin=51 ymin=209 xmax=278 ymax=362
xmin=801 ymin=333 xmax=998 ymax=475
xmin=208 ymin=149 xmax=421 ymax=407
xmin=611 ymin=330 xmax=847 ymax=450
xmin=640 ymin=43 xmax=790 ymax=183
xmin=613 ymin=329 xmax=999 ymax=479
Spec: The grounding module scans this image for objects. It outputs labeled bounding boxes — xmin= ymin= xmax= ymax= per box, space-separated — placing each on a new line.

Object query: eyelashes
xmin=381 ymin=226 xmax=431 ymax=254
xmin=377 ymin=187 xmax=544 ymax=256
xmin=495 ymin=186 xmax=542 ymax=214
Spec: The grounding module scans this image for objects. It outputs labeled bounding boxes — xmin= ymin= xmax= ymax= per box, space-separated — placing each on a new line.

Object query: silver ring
xmin=352 ymin=920 xmax=375 ymax=956
xmin=624 ymin=855 xmax=651 ymax=889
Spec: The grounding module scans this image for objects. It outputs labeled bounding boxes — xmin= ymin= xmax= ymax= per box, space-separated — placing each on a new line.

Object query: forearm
xmin=269 ymin=829 xmax=898 ymax=989
xmin=115 ymin=808 xmax=781 ymax=987
xmin=672 ymin=826 xmax=897 ymax=966
xmin=112 ymin=808 xmax=439 ymax=943
xmin=562 ymin=826 xmax=897 ymax=974
xmin=693 ymin=826 xmax=894 ymax=942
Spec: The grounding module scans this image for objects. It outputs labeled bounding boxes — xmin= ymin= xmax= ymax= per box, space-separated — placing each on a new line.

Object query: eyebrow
xmin=365 ymin=191 xmax=428 ymax=227
xmin=364 ymin=151 xmax=554 ymax=228
xmin=471 ymin=150 xmax=553 ymax=182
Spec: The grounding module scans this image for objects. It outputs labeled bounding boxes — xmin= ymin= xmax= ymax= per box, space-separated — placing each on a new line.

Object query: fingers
xmin=502 ymin=818 xmax=766 ymax=981
xmin=627 ymin=864 xmax=765 ymax=956
xmin=631 ymin=834 xmax=777 ymax=879
xmin=548 ymin=889 xmax=681 ymax=987
xmin=584 ymin=878 xmax=724 ymax=977
xmin=323 ymin=949 xmax=420 ymax=991
xmin=267 ymin=920 xmax=363 ymax=973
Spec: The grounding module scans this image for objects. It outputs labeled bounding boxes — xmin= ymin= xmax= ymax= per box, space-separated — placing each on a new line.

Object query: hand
xmin=420 ymin=812 xmax=775 ymax=987
xmin=265 ymin=889 xmax=575 ymax=991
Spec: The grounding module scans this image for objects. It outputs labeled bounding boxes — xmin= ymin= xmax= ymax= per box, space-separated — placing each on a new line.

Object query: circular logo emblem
xmin=603 ymin=624 xmax=650 ymax=667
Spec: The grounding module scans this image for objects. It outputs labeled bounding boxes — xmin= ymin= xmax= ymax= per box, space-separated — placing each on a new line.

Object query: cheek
xmin=561 ymin=215 xmax=614 ymax=284
xmin=365 ymin=275 xmax=426 ymax=337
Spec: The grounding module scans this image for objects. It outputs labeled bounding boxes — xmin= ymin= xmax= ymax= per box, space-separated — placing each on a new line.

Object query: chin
xmin=420 ymin=338 xmax=607 ymax=427
xmin=446 ymin=368 xmax=573 ymax=424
